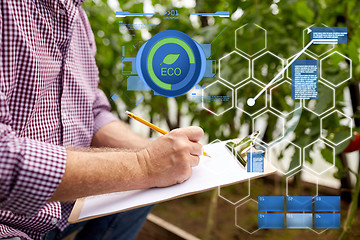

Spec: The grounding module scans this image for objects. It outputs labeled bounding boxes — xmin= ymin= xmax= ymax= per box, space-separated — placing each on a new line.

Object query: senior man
xmin=0 ymin=1 xmax=204 ymax=240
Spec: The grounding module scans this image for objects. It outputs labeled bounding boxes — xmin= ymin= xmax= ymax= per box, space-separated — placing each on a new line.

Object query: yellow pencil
xmin=126 ymin=111 xmax=210 ymax=158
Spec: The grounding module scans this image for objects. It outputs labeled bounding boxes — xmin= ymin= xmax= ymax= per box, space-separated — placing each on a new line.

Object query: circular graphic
xmin=136 ymin=30 xmax=206 ymax=97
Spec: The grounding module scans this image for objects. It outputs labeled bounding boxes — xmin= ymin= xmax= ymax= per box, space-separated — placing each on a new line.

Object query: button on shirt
xmin=0 ymin=1 xmax=118 ymax=239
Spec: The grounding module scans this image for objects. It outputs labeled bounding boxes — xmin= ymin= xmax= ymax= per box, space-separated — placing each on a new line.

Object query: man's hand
xmin=50 ymin=126 xmax=204 ymax=202
xmin=137 ymin=127 xmax=204 ymax=187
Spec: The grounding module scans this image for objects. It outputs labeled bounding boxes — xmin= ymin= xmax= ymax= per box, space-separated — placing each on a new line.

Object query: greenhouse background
xmin=82 ymin=0 xmax=360 ymax=239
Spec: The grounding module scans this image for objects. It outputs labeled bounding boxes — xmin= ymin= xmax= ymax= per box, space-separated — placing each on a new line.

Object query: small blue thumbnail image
xmin=258 ymin=213 xmax=284 ymax=229
xmin=286 ymin=196 xmax=313 ymax=212
xmin=314 ymin=196 xmax=340 ymax=212
xmin=247 ymin=151 xmax=264 ymax=173
xmin=286 ymin=213 xmax=312 ymax=229
xmin=314 ymin=213 xmax=341 ymax=229
xmin=258 ymin=196 xmax=284 ymax=212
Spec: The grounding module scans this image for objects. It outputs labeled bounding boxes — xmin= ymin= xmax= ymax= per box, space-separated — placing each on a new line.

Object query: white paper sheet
xmin=77 ymin=141 xmax=274 ymax=220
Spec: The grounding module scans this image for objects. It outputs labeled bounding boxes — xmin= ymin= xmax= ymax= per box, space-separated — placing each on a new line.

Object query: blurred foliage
xmin=82 ymin=0 xmax=359 ymax=142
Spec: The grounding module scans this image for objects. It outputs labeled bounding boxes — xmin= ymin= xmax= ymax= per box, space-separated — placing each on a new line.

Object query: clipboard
xmin=69 ymin=141 xmax=276 ymax=223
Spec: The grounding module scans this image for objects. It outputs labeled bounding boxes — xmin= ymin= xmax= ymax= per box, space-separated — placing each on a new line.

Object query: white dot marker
xmin=247 ymin=98 xmax=255 ymax=106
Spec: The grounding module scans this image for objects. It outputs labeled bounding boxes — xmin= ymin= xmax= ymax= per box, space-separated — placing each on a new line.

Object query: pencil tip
xmin=125 ymin=111 xmax=130 ymax=115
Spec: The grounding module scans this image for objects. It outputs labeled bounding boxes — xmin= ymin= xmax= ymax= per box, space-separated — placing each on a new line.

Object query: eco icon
xmin=136 ymin=30 xmax=206 ymax=97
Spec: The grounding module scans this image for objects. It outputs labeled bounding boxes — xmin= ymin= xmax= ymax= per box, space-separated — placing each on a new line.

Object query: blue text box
xmin=311 ymin=27 xmax=347 ymax=44
xmin=258 ymin=213 xmax=284 ymax=229
xmin=291 ymin=60 xmax=318 ymax=99
xmin=314 ymin=196 xmax=340 ymax=212
xmin=286 ymin=196 xmax=313 ymax=212
xmin=258 ymin=196 xmax=284 ymax=212
xmin=286 ymin=213 xmax=313 ymax=229
xmin=314 ymin=213 xmax=340 ymax=229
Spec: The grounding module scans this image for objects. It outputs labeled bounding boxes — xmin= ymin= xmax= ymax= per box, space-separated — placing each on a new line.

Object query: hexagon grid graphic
xmin=270 ymin=80 xmax=302 ymax=117
xmin=235 ymin=198 xmax=261 ymax=234
xmin=286 ymin=169 xmax=319 ymax=196
xmin=320 ymin=51 xmax=352 ymax=87
xmin=303 ymin=24 xmax=335 ymax=57
xmin=252 ymin=51 xmax=285 ymax=86
xmin=218 ymin=179 xmax=250 ymax=205
xmin=303 ymin=139 xmax=335 ymax=175
xmin=236 ymin=80 xmax=267 ymax=116
xmin=321 ymin=110 xmax=353 ymax=146
xmin=235 ymin=23 xmax=267 ymax=57
xmin=303 ymin=80 xmax=335 ymax=116
xmin=202 ymin=80 xmax=234 ymax=116
xmin=219 ymin=51 xmax=250 ymax=86
xmin=253 ymin=110 xmax=285 ymax=146
xmin=268 ymin=139 xmax=301 ymax=176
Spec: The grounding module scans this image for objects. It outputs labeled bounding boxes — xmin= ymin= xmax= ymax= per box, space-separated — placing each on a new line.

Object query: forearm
xmin=91 ymin=121 xmax=151 ymax=149
xmin=50 ymin=149 xmax=149 ymax=202
xmin=51 ymin=126 xmax=204 ymax=202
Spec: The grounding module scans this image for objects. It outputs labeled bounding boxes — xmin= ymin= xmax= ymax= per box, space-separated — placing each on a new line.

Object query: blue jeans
xmin=42 ymin=206 xmax=153 ymax=240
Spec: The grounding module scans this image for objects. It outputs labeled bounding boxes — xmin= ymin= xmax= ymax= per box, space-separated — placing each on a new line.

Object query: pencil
xmin=126 ymin=111 xmax=210 ymax=158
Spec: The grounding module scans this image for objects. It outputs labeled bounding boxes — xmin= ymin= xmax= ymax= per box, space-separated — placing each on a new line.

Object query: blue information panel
xmin=286 ymin=213 xmax=313 ymax=229
xmin=314 ymin=196 xmax=340 ymax=212
xmin=286 ymin=196 xmax=313 ymax=212
xmin=314 ymin=213 xmax=341 ymax=229
xmin=291 ymin=60 xmax=318 ymax=99
xmin=258 ymin=196 xmax=284 ymax=212
xmin=310 ymin=27 xmax=347 ymax=44
xmin=258 ymin=213 xmax=285 ymax=229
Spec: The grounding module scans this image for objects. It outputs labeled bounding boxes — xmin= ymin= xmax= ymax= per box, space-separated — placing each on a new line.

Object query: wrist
xmin=135 ymin=149 xmax=154 ymax=189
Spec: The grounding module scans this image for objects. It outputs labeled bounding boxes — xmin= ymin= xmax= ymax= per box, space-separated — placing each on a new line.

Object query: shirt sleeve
xmin=93 ymin=88 xmax=120 ymax=134
xmin=0 ymin=92 xmax=67 ymax=216
xmin=77 ymin=7 xmax=120 ymax=134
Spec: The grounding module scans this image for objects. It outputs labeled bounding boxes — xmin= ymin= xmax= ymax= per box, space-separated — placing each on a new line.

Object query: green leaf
xmin=160 ymin=54 xmax=180 ymax=65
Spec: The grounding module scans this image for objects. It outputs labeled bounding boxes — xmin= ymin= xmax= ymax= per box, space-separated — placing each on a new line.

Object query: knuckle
xmin=175 ymin=140 xmax=189 ymax=152
xmin=167 ymin=135 xmax=176 ymax=144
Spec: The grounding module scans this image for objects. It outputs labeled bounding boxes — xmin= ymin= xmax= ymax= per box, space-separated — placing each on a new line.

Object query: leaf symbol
xmin=160 ymin=54 xmax=180 ymax=65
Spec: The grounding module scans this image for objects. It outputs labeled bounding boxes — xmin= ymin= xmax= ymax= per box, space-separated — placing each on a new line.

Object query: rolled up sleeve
xmin=92 ymin=88 xmax=119 ymax=134
xmin=0 ymin=93 xmax=67 ymax=216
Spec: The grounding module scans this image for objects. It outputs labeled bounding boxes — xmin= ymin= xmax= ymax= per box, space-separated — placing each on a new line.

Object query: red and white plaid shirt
xmin=0 ymin=1 xmax=118 ymax=239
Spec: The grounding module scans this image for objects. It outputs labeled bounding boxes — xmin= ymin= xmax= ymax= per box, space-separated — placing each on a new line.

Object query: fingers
xmin=180 ymin=126 xmax=204 ymax=142
xmin=189 ymin=141 xmax=203 ymax=157
xmin=169 ymin=126 xmax=204 ymax=156
xmin=188 ymin=154 xmax=200 ymax=167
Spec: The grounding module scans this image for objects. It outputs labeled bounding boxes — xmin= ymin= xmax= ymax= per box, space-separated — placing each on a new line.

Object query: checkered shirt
xmin=0 ymin=0 xmax=118 ymax=239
